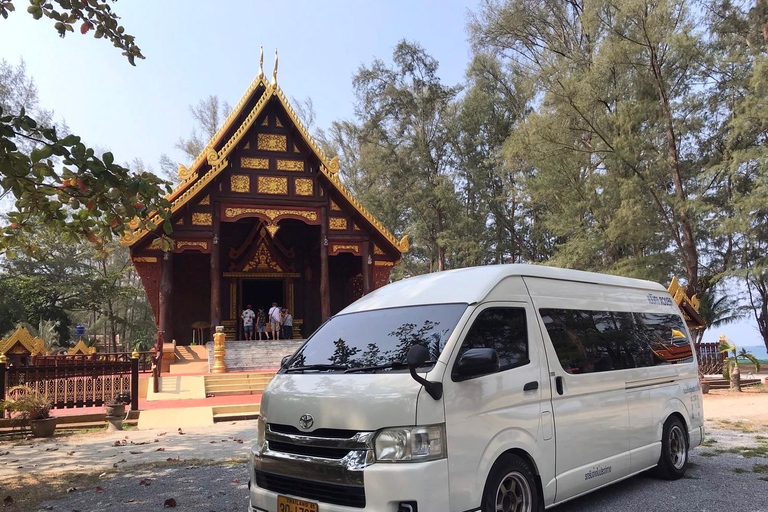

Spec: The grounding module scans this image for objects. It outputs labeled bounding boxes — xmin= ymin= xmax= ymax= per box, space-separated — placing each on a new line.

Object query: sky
xmin=0 ymin=0 xmax=764 ymax=348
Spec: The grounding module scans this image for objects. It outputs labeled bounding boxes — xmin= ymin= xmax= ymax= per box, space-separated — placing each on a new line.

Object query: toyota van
xmin=249 ymin=265 xmax=704 ymax=512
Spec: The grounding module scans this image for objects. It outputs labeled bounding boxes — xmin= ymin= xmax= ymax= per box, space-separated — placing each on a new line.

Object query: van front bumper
xmin=248 ymin=458 xmax=450 ymax=512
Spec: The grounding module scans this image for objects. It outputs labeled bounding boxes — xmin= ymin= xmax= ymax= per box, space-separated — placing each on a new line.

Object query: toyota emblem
xmin=299 ymin=414 xmax=314 ymax=430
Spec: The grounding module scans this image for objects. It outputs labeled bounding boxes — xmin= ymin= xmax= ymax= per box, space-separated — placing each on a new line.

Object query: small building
xmin=122 ymin=55 xmax=406 ymax=344
xmin=0 ymin=326 xmax=48 ymax=366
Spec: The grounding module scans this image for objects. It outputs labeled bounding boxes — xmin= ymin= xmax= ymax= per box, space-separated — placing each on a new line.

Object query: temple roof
xmin=0 ymin=325 xmax=48 ymax=356
xmin=121 ymin=58 xmax=408 ymax=254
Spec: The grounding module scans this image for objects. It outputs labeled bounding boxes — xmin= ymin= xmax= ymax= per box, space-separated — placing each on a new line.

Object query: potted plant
xmin=0 ymin=385 xmax=56 ymax=437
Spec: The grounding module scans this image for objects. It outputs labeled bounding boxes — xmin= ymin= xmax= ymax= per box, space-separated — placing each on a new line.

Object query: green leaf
xmin=30 ymin=145 xmax=54 ymax=163
xmin=103 ymin=152 xmax=114 ymax=166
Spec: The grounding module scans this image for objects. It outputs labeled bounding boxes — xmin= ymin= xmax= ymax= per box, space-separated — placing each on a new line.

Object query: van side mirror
xmin=281 ymin=355 xmax=291 ymax=368
xmin=454 ymin=348 xmax=500 ymax=381
xmin=406 ymin=345 xmax=443 ymax=401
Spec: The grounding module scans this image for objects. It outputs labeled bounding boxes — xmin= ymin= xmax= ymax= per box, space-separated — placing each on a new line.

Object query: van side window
xmin=539 ymin=309 xmax=692 ymax=374
xmin=457 ymin=308 xmax=529 ymax=373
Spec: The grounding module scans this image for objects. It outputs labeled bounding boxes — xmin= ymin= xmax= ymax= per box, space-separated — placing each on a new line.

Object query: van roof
xmin=341 ymin=264 xmax=668 ymax=314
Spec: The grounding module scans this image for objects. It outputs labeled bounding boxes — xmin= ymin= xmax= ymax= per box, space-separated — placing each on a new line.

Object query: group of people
xmin=241 ymin=302 xmax=293 ymax=341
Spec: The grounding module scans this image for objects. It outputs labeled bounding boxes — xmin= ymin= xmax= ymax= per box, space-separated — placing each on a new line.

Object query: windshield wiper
xmin=344 ymin=361 xmax=433 ymax=373
xmin=284 ymin=364 xmax=349 ymax=373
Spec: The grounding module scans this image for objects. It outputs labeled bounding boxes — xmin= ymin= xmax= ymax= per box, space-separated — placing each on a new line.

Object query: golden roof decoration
xmin=177 ymin=163 xmax=194 ymax=181
xmin=258 ymin=44 xmax=264 ymax=79
xmin=121 ymin=55 xmax=408 ymax=254
xmin=68 ymin=339 xmax=95 ymax=355
xmin=0 ymin=326 xmax=48 ymax=356
xmin=272 ymin=47 xmax=279 ymax=85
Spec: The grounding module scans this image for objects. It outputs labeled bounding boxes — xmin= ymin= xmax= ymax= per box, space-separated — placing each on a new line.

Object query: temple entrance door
xmin=242 ymin=279 xmax=284 ymax=338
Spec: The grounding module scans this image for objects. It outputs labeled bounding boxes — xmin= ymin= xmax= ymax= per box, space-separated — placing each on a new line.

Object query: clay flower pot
xmin=105 ymin=403 xmax=126 ymax=418
xmin=30 ymin=417 xmax=57 ymax=438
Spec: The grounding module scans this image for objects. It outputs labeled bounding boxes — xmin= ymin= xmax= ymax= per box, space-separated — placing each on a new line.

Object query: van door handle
xmin=555 ymin=376 xmax=564 ymax=395
xmin=523 ymin=381 xmax=538 ymax=391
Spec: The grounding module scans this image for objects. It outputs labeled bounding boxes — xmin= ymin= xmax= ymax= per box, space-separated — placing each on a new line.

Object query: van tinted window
xmin=539 ymin=309 xmax=691 ymax=374
xmin=285 ymin=304 xmax=467 ymax=371
xmin=456 ymin=308 xmax=528 ymax=373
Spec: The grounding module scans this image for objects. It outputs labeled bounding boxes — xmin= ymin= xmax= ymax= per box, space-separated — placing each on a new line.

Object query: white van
xmin=249 ymin=265 xmax=704 ymax=512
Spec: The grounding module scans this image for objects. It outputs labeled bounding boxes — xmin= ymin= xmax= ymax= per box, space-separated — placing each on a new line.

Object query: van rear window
xmin=539 ymin=309 xmax=692 ymax=374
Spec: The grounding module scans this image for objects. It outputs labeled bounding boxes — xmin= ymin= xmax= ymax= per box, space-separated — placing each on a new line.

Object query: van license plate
xmin=277 ymin=495 xmax=318 ymax=512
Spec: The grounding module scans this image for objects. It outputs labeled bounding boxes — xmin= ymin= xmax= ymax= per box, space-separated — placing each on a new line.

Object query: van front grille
xmin=268 ymin=423 xmax=358 ymax=439
xmin=267 ymin=440 xmax=352 ymax=459
xmin=255 ymin=471 xmax=366 ymax=508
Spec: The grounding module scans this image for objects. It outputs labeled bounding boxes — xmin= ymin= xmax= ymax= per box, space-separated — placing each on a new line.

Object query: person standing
xmin=282 ymin=308 xmax=293 ymax=340
xmin=268 ymin=302 xmax=282 ymax=340
xmin=256 ymin=306 xmax=267 ymax=340
xmin=241 ymin=304 xmax=255 ymax=340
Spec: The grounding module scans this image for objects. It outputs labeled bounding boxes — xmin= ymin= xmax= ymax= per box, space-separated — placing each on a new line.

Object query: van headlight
xmin=374 ymin=424 xmax=446 ymax=462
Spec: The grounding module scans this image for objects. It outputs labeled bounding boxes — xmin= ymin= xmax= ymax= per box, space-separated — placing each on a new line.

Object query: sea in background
xmin=742 ymin=345 xmax=768 ymax=363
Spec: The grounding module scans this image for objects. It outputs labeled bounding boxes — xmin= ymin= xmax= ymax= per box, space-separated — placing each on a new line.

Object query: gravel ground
xmin=21 ymin=427 xmax=767 ymax=512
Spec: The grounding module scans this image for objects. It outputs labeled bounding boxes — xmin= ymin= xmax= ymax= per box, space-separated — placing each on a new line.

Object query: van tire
xmin=654 ymin=416 xmax=688 ymax=480
xmin=481 ymin=454 xmax=540 ymax=512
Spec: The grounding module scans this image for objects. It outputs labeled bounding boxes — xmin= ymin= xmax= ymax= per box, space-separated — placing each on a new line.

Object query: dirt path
xmin=703 ymin=389 xmax=768 ymax=426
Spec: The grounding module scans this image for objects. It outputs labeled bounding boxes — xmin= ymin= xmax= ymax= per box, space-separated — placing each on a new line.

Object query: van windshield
xmin=285 ymin=304 xmax=467 ymax=372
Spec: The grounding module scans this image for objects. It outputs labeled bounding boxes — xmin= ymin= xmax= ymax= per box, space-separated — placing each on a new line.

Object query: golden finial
xmin=398 ymin=235 xmax=410 ymax=253
xmin=272 ymin=47 xmax=279 ymax=85
xmin=258 ymin=44 xmax=264 ymax=78
xmin=206 ymin=146 xmax=219 ymax=166
xmin=719 ymin=333 xmax=726 ymax=342
xmin=177 ymin=163 xmax=193 ymax=180
xmin=0 ymin=354 xmax=7 ymax=364
xmin=131 ymin=348 xmax=139 ymax=359
xmin=328 ymin=156 xmax=340 ymax=175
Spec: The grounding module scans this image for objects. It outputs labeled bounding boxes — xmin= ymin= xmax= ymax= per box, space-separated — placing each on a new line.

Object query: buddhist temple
xmin=122 ymin=50 xmax=407 ymax=344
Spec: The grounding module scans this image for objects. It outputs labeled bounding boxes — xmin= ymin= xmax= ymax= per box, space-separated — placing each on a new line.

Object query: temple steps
xmin=204 ymin=372 xmax=276 ymax=397
xmin=212 ymin=404 xmax=261 ymax=422
xmin=205 ymin=340 xmax=304 ymax=372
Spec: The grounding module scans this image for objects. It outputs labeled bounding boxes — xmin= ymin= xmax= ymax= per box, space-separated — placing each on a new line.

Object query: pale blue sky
xmin=0 ymin=0 xmax=763 ymax=348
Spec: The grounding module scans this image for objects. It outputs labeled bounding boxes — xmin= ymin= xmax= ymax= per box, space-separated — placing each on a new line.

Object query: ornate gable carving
xmin=229 ymin=223 xmax=293 ymax=273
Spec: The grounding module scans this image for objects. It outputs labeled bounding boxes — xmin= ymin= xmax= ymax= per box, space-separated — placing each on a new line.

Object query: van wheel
xmin=654 ymin=416 xmax=688 ymax=480
xmin=482 ymin=454 xmax=539 ymax=512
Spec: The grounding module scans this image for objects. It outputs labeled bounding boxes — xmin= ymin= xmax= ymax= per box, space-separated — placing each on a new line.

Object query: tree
xmin=353 ymin=40 xmax=462 ymax=272
xmin=0 ymin=229 xmax=155 ymax=349
xmin=0 ymin=0 xmax=170 ymax=257
xmin=719 ymin=336 xmax=762 ymax=391
xmin=173 ymin=95 xmax=231 ymax=161
xmin=471 ymin=0 xmax=708 ymax=291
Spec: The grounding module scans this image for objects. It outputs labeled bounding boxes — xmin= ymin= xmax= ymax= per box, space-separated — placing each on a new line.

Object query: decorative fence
xmin=0 ymin=356 xmax=139 ymax=411
xmin=31 ymin=351 xmax=154 ymax=373
xmin=696 ymin=342 xmax=725 ymax=374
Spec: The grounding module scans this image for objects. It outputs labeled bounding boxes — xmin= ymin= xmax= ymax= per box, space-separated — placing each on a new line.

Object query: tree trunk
xmin=648 ymin=46 xmax=699 ymax=294
xmin=436 ymin=208 xmax=445 ymax=271
xmin=730 ymin=363 xmax=741 ymax=392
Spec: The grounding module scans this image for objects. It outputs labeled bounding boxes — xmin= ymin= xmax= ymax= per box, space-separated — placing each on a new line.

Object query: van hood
xmin=262 ymin=373 xmax=424 ymax=432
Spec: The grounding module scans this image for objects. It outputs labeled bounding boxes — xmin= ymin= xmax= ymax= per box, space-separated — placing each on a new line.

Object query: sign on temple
xmin=121 ymin=51 xmax=407 ymax=344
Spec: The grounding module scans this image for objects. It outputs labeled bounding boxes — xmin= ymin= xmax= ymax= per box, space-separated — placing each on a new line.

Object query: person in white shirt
xmin=241 ymin=304 xmax=256 ymax=340
xmin=268 ymin=302 xmax=282 ymax=340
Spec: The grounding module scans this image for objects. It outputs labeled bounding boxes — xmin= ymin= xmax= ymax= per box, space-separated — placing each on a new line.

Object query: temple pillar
xmin=158 ymin=251 xmax=173 ymax=339
xmin=320 ymin=206 xmax=331 ymax=321
xmin=362 ymin=240 xmax=372 ymax=295
xmin=210 ymin=202 xmax=221 ymax=329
